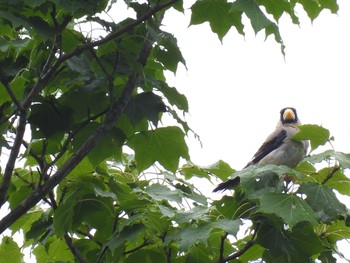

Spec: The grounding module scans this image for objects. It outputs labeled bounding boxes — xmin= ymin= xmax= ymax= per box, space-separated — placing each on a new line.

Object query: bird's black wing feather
xmin=213 ymin=128 xmax=287 ymax=192
xmin=244 ymin=128 xmax=287 ymax=168
xmin=213 ymin=176 xmax=240 ymax=192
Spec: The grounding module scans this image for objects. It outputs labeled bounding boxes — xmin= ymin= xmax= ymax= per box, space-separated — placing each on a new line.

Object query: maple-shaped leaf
xmin=190 ymin=0 xmax=244 ymax=40
xmin=128 ymin=126 xmax=189 ymax=172
xmin=125 ymin=92 xmax=166 ymax=127
xmin=293 ymin=124 xmax=330 ymax=151
xmin=259 ymin=192 xmax=317 ymax=228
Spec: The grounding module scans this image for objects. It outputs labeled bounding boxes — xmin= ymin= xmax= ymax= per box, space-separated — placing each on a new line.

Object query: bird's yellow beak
xmin=283 ymin=108 xmax=295 ymax=121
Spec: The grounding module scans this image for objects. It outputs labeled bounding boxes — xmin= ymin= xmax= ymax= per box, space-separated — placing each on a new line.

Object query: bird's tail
xmin=213 ymin=176 xmax=240 ymax=192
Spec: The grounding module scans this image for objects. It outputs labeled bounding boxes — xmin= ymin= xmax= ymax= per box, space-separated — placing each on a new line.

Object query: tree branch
xmin=64 ymin=233 xmax=88 ymax=263
xmin=219 ymin=233 xmax=229 ymax=262
xmin=0 ymin=16 xmax=156 ymax=234
xmin=321 ymin=165 xmax=340 ymax=185
xmin=218 ymin=227 xmax=259 ymax=263
xmin=0 ymin=66 xmax=24 ymax=111
xmin=0 ymin=111 xmax=27 ymax=207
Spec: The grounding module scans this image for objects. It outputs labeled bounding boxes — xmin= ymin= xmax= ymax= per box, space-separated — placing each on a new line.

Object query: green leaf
xmin=258 ymin=0 xmax=298 ymax=23
xmin=257 ymin=222 xmax=321 ymax=263
xmin=298 ymin=182 xmax=347 ymax=223
xmin=293 ymin=124 xmax=330 ymax=151
xmin=204 ymin=160 xmax=236 ymax=181
xmin=326 ymin=220 xmax=350 ymax=244
xmin=213 ymin=218 xmax=241 ymax=235
xmin=157 ymin=83 xmax=189 ymax=112
xmin=290 ymin=222 xmax=323 ymax=256
xmin=128 ymin=126 xmax=189 ymax=172
xmin=176 ymin=205 xmax=210 ymax=224
xmin=190 ymin=0 xmax=244 ymax=40
xmin=298 ymin=0 xmax=322 ymax=20
xmin=236 ymin=244 xmax=264 ymax=263
xmin=53 ymin=198 xmax=75 ymax=237
xmin=25 ymin=16 xmax=55 ymax=40
xmin=125 ymin=248 xmax=167 ymax=263
xmin=10 ymin=210 xmax=42 ymax=235
xmin=145 ymin=184 xmax=183 ymax=203
xmin=259 ymin=192 xmax=317 ymax=228
xmin=186 ymin=244 xmax=212 ymax=263
xmin=0 ymin=237 xmax=23 ymax=263
xmin=48 ymin=239 xmax=74 ymax=262
xmin=28 ymin=101 xmax=72 ymax=138
xmin=237 ymin=164 xmax=292 ymax=197
xmin=213 ymin=196 xmax=253 ymax=219
xmin=333 ymin=151 xmax=350 ymax=169
xmin=32 ymin=244 xmax=49 ymax=263
xmin=175 ymin=223 xmax=213 ymax=250
xmin=108 ymin=224 xmax=146 ymax=251
xmin=180 ymin=160 xmax=235 ymax=181
xmin=125 ymin=92 xmax=166 ymax=127
xmin=323 ymin=169 xmax=350 ymax=196
xmin=154 ymin=33 xmax=186 ymax=73
xmin=231 ymin=0 xmax=273 ymax=33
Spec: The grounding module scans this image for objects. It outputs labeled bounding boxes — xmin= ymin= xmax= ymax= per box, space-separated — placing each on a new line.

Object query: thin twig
xmin=219 ymin=226 xmax=259 ymax=263
xmin=64 ymin=233 xmax=88 ymax=263
xmin=124 ymin=239 xmax=151 ymax=255
xmin=321 ymin=165 xmax=340 ymax=185
xmin=0 ymin=66 xmax=24 ymax=111
xmin=0 ymin=111 xmax=27 ymax=207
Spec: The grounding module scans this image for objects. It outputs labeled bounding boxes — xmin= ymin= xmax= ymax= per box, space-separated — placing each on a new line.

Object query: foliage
xmin=0 ymin=0 xmax=348 ymax=263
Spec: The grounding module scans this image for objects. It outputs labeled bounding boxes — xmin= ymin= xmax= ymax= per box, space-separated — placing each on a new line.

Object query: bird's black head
xmin=280 ymin=107 xmax=298 ymax=124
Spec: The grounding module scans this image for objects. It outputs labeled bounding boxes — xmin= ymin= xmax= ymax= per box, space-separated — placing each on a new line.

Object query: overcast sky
xmin=163 ymin=0 xmax=350 ymax=168
xmin=163 ymin=0 xmax=350 ymax=260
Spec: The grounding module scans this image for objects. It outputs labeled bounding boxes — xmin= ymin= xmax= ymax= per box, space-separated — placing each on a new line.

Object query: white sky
xmin=163 ymin=0 xmax=350 ymax=260
xmin=163 ymin=0 xmax=350 ymax=168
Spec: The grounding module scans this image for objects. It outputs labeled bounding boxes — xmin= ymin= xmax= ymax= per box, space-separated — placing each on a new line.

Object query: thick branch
xmin=0 ymin=25 xmax=155 ymax=234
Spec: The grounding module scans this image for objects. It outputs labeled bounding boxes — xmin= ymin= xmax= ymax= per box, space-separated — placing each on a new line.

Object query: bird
xmin=213 ymin=107 xmax=309 ymax=192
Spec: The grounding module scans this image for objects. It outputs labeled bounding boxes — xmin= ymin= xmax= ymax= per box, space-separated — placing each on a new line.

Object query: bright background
xmin=164 ymin=0 xmax=350 ymax=169
xmin=163 ymin=0 xmax=350 ymax=260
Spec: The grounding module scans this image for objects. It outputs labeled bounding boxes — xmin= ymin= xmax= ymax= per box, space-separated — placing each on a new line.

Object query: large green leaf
xmin=128 ymin=126 xmax=189 ymax=172
xmin=0 ymin=237 xmax=23 ymax=263
xmin=190 ymin=0 xmax=244 ymax=40
xmin=154 ymin=33 xmax=186 ymax=73
xmin=145 ymin=184 xmax=183 ymax=203
xmin=28 ymin=101 xmax=72 ymax=138
xmin=293 ymin=124 xmax=330 ymax=151
xmin=257 ymin=222 xmax=323 ymax=263
xmin=326 ymin=220 xmax=350 ymax=244
xmin=48 ymin=239 xmax=74 ymax=262
xmin=125 ymin=92 xmax=166 ymax=127
xmin=180 ymin=160 xmax=235 ymax=181
xmin=259 ymin=192 xmax=317 ymax=228
xmin=298 ymin=182 xmax=347 ymax=223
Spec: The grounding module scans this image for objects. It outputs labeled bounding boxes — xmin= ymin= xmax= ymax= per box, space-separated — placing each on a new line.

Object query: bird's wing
xmin=244 ymin=127 xmax=287 ymax=168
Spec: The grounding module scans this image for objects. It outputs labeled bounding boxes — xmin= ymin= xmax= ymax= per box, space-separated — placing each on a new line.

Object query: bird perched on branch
xmin=213 ymin=107 xmax=309 ymax=192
